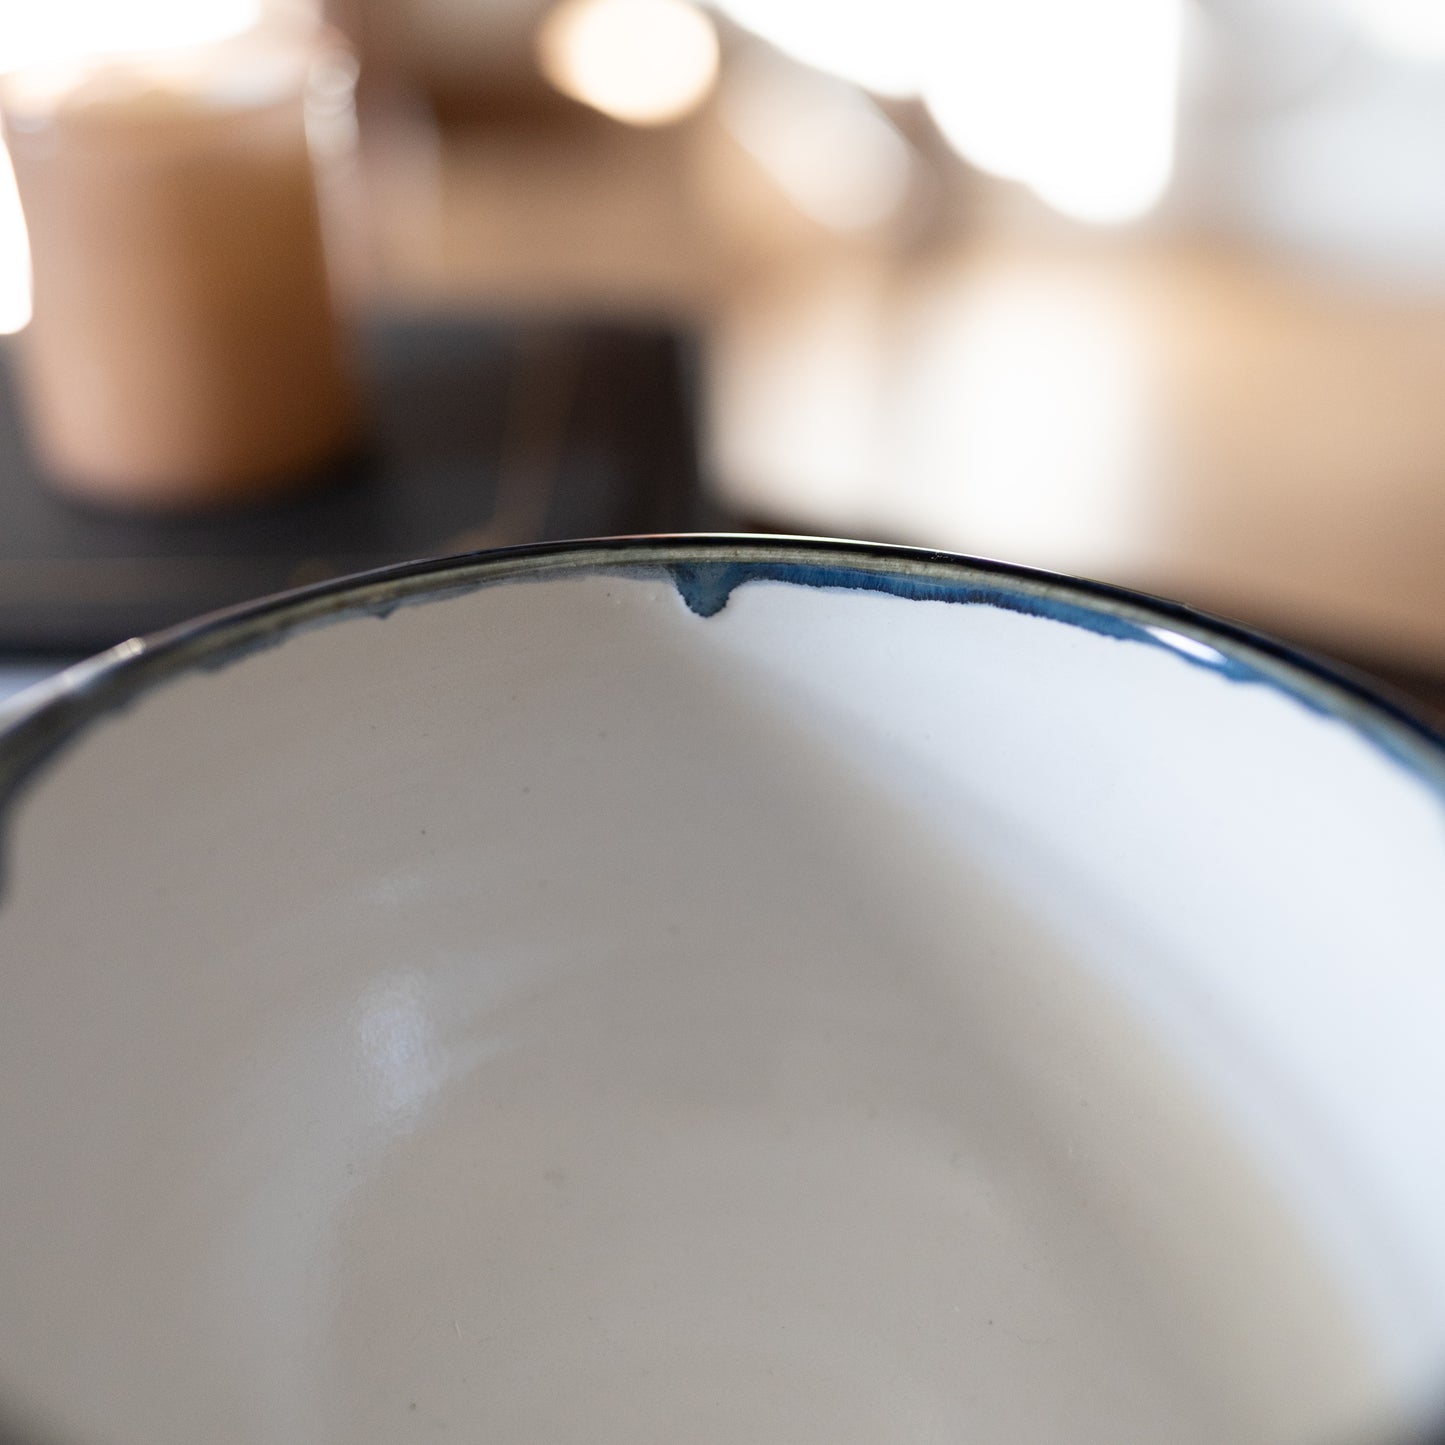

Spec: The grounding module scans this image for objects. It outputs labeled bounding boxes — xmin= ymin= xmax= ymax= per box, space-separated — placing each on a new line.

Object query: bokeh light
xmin=720 ymin=54 xmax=912 ymax=231
xmin=714 ymin=0 xmax=1181 ymax=225
xmin=923 ymin=0 xmax=1182 ymax=224
xmin=0 ymin=0 xmax=262 ymax=71
xmin=538 ymin=0 xmax=720 ymax=126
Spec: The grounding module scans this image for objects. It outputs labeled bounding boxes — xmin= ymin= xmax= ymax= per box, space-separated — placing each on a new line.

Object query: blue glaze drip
xmin=668 ymin=559 xmax=1265 ymax=691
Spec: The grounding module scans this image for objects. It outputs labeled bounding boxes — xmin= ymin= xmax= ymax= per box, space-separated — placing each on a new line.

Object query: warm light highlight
xmin=924 ymin=0 xmax=1182 ymax=224
xmin=538 ymin=0 xmax=719 ymax=126
xmin=715 ymin=0 xmax=1180 ymax=226
xmin=721 ymin=55 xmax=912 ymax=231
xmin=0 ymin=0 xmax=262 ymax=72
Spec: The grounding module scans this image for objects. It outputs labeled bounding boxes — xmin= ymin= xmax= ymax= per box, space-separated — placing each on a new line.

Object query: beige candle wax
xmin=1 ymin=29 xmax=358 ymax=508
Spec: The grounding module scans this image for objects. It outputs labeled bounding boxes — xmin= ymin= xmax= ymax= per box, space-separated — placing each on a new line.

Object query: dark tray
xmin=0 ymin=312 xmax=717 ymax=654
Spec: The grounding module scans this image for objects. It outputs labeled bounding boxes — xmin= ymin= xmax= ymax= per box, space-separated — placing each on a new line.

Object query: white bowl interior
xmin=1 ymin=552 xmax=1444 ymax=1445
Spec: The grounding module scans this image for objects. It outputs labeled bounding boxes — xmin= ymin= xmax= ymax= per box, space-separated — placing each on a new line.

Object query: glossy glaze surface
xmin=1 ymin=541 xmax=1443 ymax=1445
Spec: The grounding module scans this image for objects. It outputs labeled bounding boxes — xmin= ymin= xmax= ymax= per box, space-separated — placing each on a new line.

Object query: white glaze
xmin=1 ymin=556 xmax=1442 ymax=1445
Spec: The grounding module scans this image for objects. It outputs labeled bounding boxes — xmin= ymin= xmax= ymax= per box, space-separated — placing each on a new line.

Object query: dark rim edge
xmin=2 ymin=533 xmax=1444 ymax=828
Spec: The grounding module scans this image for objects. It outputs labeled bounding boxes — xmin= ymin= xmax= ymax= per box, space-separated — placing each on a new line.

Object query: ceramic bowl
xmin=1 ymin=536 xmax=1444 ymax=1445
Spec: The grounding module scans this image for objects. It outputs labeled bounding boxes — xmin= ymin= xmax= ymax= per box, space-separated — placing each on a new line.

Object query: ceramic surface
xmin=1 ymin=536 xmax=1444 ymax=1445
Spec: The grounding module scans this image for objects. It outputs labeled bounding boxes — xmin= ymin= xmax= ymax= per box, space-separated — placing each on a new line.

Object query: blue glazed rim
xmin=2 ymin=532 xmax=1445 ymax=844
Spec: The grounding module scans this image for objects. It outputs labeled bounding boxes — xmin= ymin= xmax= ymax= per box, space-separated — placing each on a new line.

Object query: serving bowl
xmin=1 ymin=535 xmax=1443 ymax=1445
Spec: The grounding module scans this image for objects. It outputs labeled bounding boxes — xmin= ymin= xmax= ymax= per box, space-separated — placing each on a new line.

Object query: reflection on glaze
xmin=1146 ymin=625 xmax=1228 ymax=666
xmin=357 ymin=975 xmax=440 ymax=1129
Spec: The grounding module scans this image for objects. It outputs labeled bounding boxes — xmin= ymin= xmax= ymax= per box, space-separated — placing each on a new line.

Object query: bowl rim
xmin=2 ymin=532 xmax=1443 ymax=836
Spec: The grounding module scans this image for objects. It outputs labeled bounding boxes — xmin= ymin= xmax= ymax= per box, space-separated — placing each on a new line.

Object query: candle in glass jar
xmin=1 ymin=27 xmax=358 ymax=508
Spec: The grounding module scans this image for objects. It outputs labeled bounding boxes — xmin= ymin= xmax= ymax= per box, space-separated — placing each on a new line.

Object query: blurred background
xmin=3 ymin=0 xmax=1445 ymax=721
